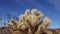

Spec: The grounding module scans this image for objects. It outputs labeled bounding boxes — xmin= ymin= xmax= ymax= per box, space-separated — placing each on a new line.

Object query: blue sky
xmin=0 ymin=0 xmax=60 ymax=28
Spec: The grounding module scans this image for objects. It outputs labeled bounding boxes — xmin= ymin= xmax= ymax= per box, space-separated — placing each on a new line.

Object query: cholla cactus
xmin=25 ymin=9 xmax=30 ymax=15
xmin=17 ymin=22 xmax=28 ymax=31
xmin=6 ymin=9 xmax=51 ymax=34
xmin=30 ymin=9 xmax=44 ymax=27
xmin=7 ymin=18 xmax=17 ymax=30
xmin=31 ymin=9 xmax=43 ymax=19
xmin=35 ymin=16 xmax=51 ymax=34
xmin=19 ymin=15 xmax=25 ymax=22
xmin=42 ymin=16 xmax=51 ymax=28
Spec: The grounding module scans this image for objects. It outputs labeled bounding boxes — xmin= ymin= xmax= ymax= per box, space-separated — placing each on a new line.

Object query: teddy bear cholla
xmin=7 ymin=9 xmax=51 ymax=34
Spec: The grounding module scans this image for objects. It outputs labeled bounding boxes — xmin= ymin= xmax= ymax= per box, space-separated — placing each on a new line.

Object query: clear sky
xmin=0 ymin=0 xmax=60 ymax=28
